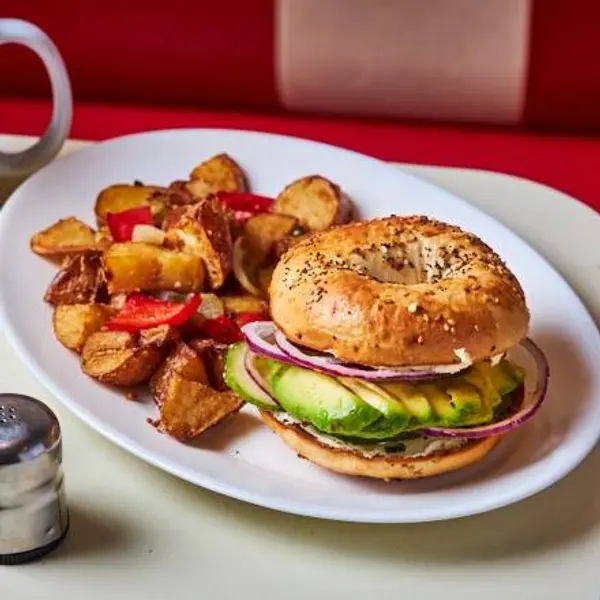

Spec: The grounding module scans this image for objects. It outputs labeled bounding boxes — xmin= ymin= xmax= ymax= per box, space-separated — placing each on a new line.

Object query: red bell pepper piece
xmin=198 ymin=315 xmax=244 ymax=345
xmin=105 ymin=293 xmax=201 ymax=332
xmin=198 ymin=312 xmax=268 ymax=345
xmin=106 ymin=206 xmax=154 ymax=242
xmin=235 ymin=312 xmax=269 ymax=329
xmin=217 ymin=192 xmax=274 ymax=215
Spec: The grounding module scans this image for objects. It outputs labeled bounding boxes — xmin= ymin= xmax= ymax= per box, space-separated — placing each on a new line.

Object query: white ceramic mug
xmin=0 ymin=19 xmax=72 ymax=176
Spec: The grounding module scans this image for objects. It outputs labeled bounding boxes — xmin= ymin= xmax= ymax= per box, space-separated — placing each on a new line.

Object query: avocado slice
xmin=474 ymin=359 xmax=524 ymax=397
xmin=271 ymin=366 xmax=382 ymax=436
xmin=420 ymin=383 xmax=459 ymax=424
xmin=444 ymin=381 xmax=490 ymax=425
xmin=337 ymin=378 xmax=414 ymax=439
xmin=224 ymin=343 xmax=280 ymax=411
xmin=380 ymin=381 xmax=435 ymax=424
xmin=463 ymin=368 xmax=502 ymax=408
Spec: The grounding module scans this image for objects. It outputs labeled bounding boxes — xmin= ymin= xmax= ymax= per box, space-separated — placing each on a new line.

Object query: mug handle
xmin=0 ymin=19 xmax=72 ymax=175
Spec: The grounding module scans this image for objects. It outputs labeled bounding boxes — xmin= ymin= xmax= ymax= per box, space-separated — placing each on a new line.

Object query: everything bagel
xmin=269 ymin=215 xmax=530 ymax=367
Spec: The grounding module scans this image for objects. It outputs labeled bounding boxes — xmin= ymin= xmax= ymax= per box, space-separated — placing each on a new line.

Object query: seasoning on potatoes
xmin=31 ymin=217 xmax=97 ymax=258
xmin=80 ymin=330 xmax=163 ymax=386
xmin=273 ymin=175 xmax=352 ymax=231
xmin=187 ymin=153 xmax=247 ymax=200
xmin=53 ymin=303 xmax=116 ymax=352
xmin=94 ymin=183 xmax=167 ymax=226
xmin=44 ymin=253 xmax=105 ymax=305
xmin=167 ymin=197 xmax=233 ymax=290
xmin=103 ymin=242 xmax=205 ymax=294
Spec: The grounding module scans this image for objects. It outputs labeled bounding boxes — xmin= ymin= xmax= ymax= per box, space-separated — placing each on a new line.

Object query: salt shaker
xmin=0 ymin=393 xmax=69 ymax=564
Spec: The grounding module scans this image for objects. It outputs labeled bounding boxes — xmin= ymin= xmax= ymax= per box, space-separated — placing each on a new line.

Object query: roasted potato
xmin=273 ymin=175 xmax=352 ymax=231
xmin=187 ymin=153 xmax=247 ymax=199
xmin=166 ymin=180 xmax=195 ymax=205
xmin=53 ymin=303 xmax=116 ymax=352
xmin=44 ymin=254 xmax=105 ymax=305
xmin=151 ymin=342 xmax=209 ymax=405
xmin=220 ymin=295 xmax=269 ymax=316
xmin=188 ymin=339 xmax=228 ymax=390
xmin=94 ymin=183 xmax=168 ymax=226
xmin=139 ymin=325 xmax=181 ymax=351
xmin=154 ymin=370 xmax=243 ymax=441
xmin=244 ymin=213 xmax=298 ymax=264
xmin=168 ymin=198 xmax=233 ymax=290
xmin=103 ymin=242 xmax=205 ymax=294
xmin=81 ymin=330 xmax=163 ymax=386
xmin=31 ymin=217 xmax=97 ymax=258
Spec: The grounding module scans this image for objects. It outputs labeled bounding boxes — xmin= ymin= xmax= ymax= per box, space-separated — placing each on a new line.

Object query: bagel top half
xmin=269 ymin=215 xmax=530 ymax=367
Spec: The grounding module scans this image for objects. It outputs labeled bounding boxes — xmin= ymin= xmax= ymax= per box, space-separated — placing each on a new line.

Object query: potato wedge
xmin=103 ymin=242 xmax=205 ymax=294
xmin=31 ymin=217 xmax=97 ymax=258
xmin=44 ymin=254 xmax=105 ymax=305
xmin=155 ymin=370 xmax=243 ymax=441
xmin=95 ymin=184 xmax=167 ymax=225
xmin=220 ymin=295 xmax=269 ymax=316
xmin=188 ymin=339 xmax=229 ymax=390
xmin=139 ymin=325 xmax=181 ymax=351
xmin=168 ymin=197 xmax=233 ymax=289
xmin=166 ymin=180 xmax=195 ymax=205
xmin=273 ymin=175 xmax=352 ymax=231
xmin=151 ymin=342 xmax=209 ymax=406
xmin=81 ymin=330 xmax=163 ymax=386
xmin=53 ymin=303 xmax=116 ymax=352
xmin=187 ymin=153 xmax=247 ymax=199
xmin=244 ymin=213 xmax=298 ymax=265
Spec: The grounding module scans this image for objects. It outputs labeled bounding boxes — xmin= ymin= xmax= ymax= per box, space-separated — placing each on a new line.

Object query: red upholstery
xmin=2 ymin=98 xmax=599 ymax=213
xmin=2 ymin=1 xmax=600 ymax=214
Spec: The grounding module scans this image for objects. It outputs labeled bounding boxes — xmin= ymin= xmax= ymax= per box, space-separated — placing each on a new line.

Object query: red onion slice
xmin=273 ymin=328 xmax=465 ymax=381
xmin=420 ymin=338 xmax=549 ymax=439
xmin=241 ymin=321 xmax=290 ymax=362
xmin=241 ymin=321 xmax=469 ymax=381
xmin=243 ymin=348 xmax=279 ymax=405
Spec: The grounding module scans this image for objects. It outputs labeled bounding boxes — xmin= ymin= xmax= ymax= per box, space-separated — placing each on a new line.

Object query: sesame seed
xmin=408 ymin=302 xmax=418 ymax=313
xmin=443 ymin=323 xmax=450 ymax=332
xmin=417 ymin=335 xmax=424 ymax=344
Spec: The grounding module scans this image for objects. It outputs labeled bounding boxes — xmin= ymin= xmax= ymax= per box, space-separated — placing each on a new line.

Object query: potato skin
xmin=154 ymin=370 xmax=243 ymax=441
xmin=44 ymin=254 xmax=105 ymax=306
xmin=220 ymin=295 xmax=269 ymax=316
xmin=151 ymin=342 xmax=210 ymax=407
xmin=187 ymin=153 xmax=247 ymax=199
xmin=103 ymin=242 xmax=205 ymax=294
xmin=94 ymin=183 xmax=167 ymax=225
xmin=167 ymin=198 xmax=233 ymax=290
xmin=31 ymin=217 xmax=98 ymax=258
xmin=53 ymin=304 xmax=116 ymax=352
xmin=273 ymin=175 xmax=352 ymax=231
xmin=81 ymin=330 xmax=163 ymax=386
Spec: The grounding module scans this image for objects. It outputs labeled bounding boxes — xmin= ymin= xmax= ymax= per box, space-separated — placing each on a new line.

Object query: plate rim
xmin=1 ymin=127 xmax=600 ymax=523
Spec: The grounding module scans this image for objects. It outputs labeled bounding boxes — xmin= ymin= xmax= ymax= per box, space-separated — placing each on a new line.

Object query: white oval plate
xmin=1 ymin=129 xmax=599 ymax=523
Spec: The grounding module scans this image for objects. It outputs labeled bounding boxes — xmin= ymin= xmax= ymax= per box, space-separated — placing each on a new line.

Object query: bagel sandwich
xmin=224 ymin=215 xmax=549 ymax=480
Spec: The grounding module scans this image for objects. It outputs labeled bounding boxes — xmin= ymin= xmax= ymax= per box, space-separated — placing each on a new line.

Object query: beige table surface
xmin=2 ymin=135 xmax=600 ymax=600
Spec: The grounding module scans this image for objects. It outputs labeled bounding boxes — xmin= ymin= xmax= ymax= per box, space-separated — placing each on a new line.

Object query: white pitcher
xmin=0 ymin=19 xmax=72 ymax=176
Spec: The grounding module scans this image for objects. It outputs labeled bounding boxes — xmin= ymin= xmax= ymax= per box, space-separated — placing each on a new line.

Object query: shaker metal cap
xmin=0 ymin=393 xmax=60 ymax=465
xmin=0 ymin=393 xmax=69 ymax=565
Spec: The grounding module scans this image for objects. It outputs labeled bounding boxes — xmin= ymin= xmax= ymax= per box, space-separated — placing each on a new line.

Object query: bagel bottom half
xmin=260 ymin=410 xmax=503 ymax=480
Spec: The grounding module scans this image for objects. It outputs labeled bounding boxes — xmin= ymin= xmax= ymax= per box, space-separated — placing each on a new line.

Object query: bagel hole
xmin=346 ymin=243 xmax=426 ymax=285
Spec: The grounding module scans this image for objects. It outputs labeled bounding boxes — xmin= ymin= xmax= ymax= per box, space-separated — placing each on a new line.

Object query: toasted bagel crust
xmin=260 ymin=410 xmax=502 ymax=480
xmin=270 ymin=215 xmax=529 ymax=366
